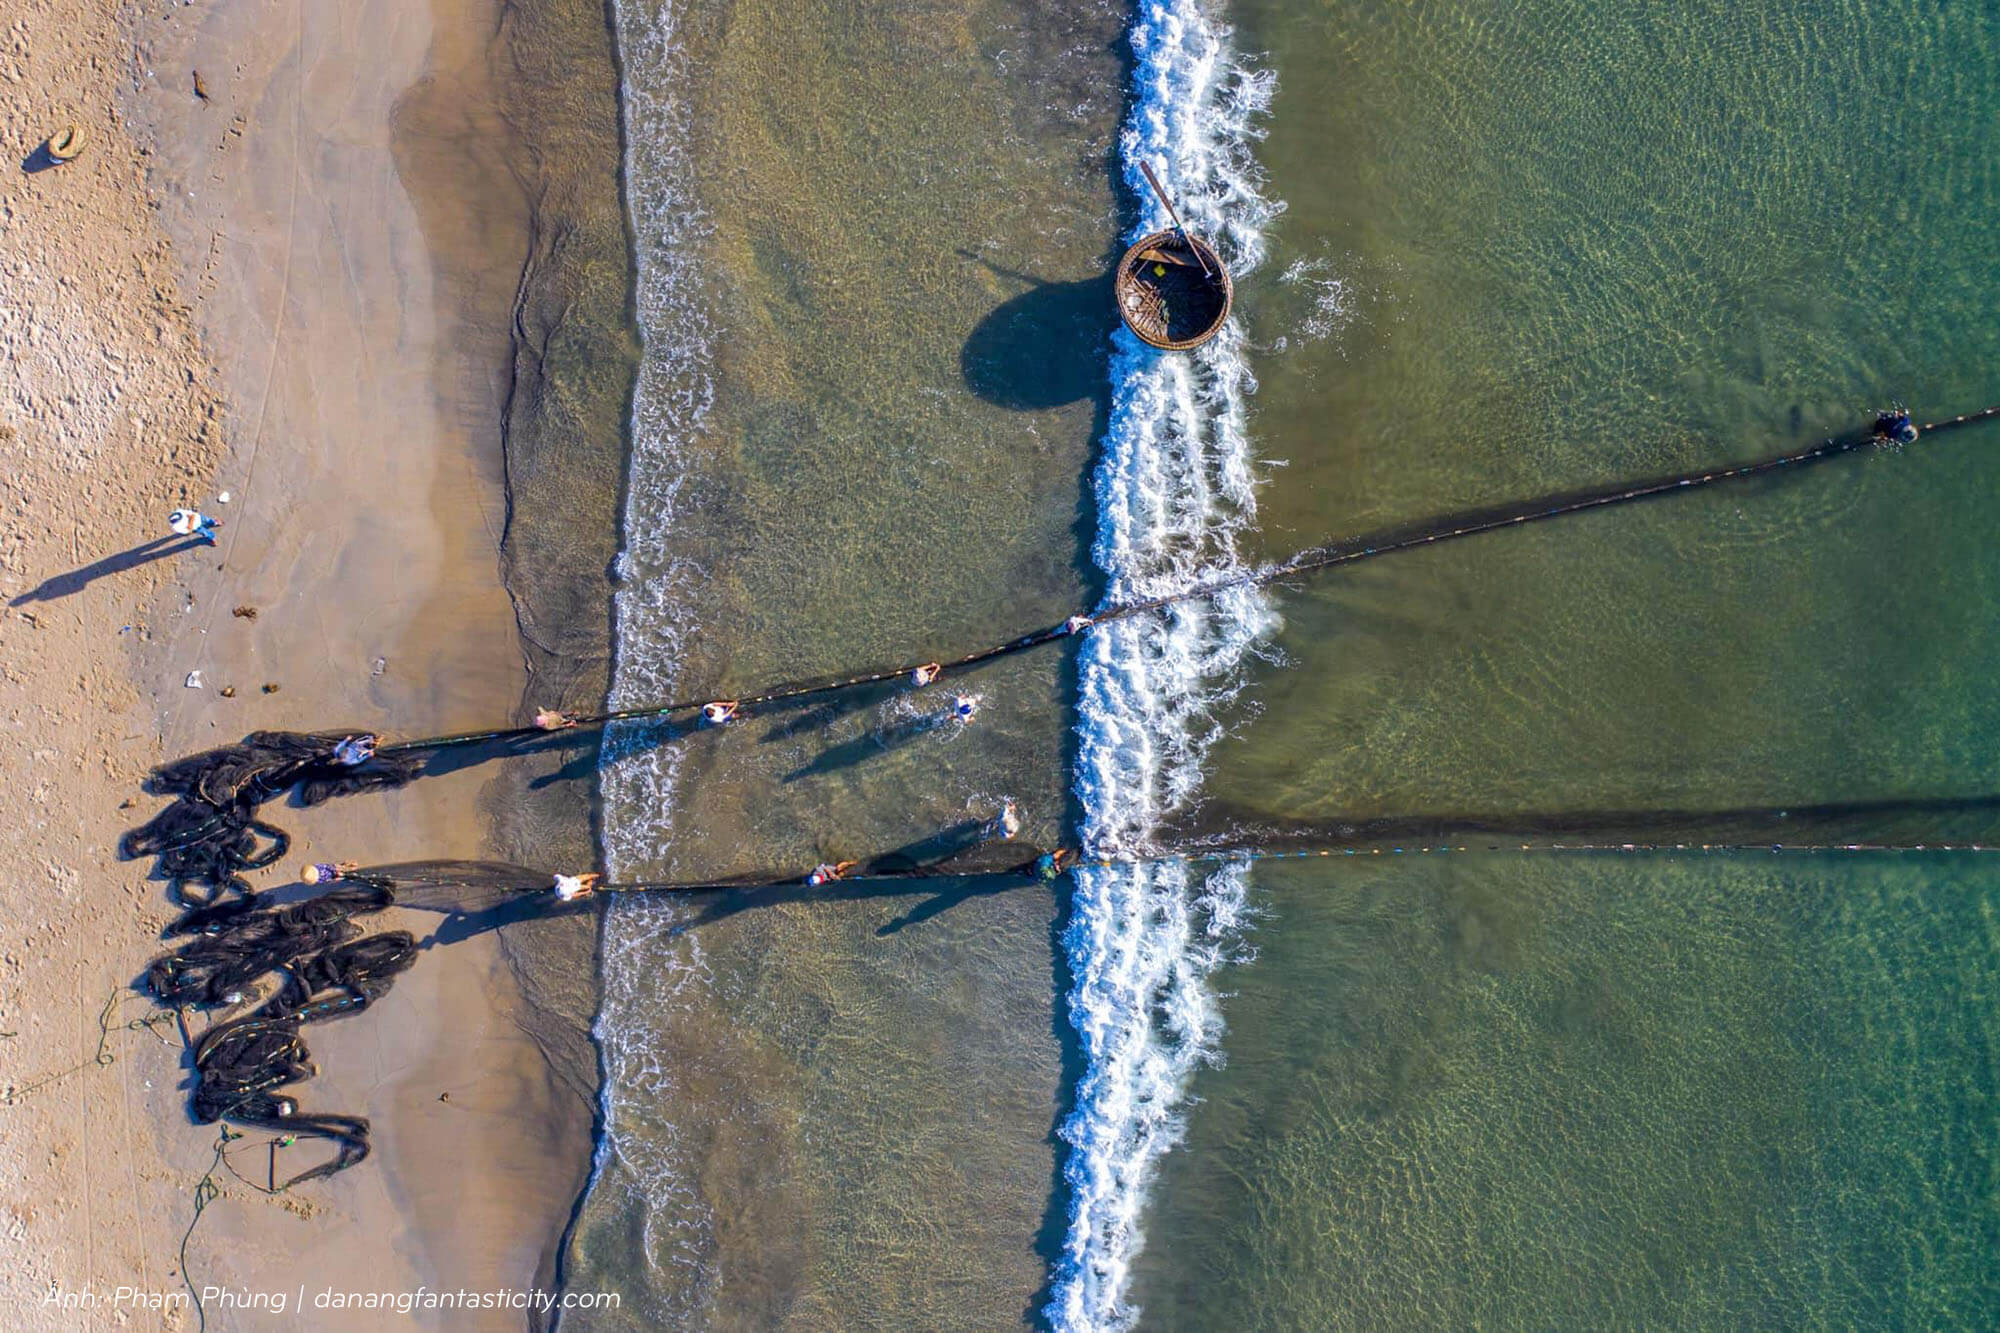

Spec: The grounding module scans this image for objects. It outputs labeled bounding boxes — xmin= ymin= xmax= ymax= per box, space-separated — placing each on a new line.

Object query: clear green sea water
xmin=564 ymin=0 xmax=2000 ymax=1325
xmin=1132 ymin=0 xmax=2000 ymax=1325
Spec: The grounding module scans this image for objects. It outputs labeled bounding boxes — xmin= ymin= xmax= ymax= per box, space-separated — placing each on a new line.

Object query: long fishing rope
xmin=448 ymin=835 xmax=2000 ymax=903
xmin=378 ymin=404 xmax=1998 ymax=756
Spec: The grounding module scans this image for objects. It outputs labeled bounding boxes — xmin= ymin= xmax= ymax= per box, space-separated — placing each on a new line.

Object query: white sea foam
xmin=1047 ymin=2 xmax=1280 ymax=1328
xmin=585 ymin=0 xmax=719 ymax=1321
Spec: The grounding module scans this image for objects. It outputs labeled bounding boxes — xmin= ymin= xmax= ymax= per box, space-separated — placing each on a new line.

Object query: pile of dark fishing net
xmin=120 ymin=732 xmax=422 ymax=909
xmin=145 ymin=861 xmax=591 ymax=1185
xmin=148 ymin=881 xmax=416 ymax=1187
xmin=142 ymin=844 xmax=1046 ymax=1186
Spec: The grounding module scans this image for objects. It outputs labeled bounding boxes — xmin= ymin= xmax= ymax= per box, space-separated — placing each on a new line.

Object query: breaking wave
xmin=1046 ymin=2 xmax=1281 ymax=1328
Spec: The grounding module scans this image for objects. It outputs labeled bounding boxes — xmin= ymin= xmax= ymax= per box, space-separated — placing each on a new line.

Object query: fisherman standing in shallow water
xmin=990 ymin=800 xmax=1022 ymax=841
xmin=1873 ymin=408 xmax=1919 ymax=445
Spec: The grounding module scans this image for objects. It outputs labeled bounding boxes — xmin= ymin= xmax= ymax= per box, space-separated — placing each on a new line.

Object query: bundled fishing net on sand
xmin=120 ymin=731 xmax=422 ymax=910
xmin=148 ymin=881 xmax=416 ymax=1186
xmin=146 ymin=834 xmax=1046 ymax=1128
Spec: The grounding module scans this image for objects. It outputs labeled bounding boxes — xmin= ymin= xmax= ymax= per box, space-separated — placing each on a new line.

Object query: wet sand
xmin=128 ymin=0 xmax=616 ymax=1317
xmin=2 ymin=0 xmax=621 ymax=1325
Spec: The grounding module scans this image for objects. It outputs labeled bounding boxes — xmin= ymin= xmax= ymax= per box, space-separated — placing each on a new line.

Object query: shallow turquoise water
xmin=1130 ymin=0 xmax=2000 ymax=1325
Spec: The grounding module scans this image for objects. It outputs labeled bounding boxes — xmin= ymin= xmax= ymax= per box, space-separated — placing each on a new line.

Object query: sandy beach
xmin=1 ymin=0 xmax=618 ymax=1326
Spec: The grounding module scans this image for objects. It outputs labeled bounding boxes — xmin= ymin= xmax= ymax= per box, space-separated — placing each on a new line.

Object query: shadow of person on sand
xmin=958 ymin=250 xmax=1117 ymax=411
xmin=11 ymin=534 xmax=206 ymax=604
xmin=418 ymin=890 xmax=598 ymax=948
xmin=20 ymin=143 xmax=65 ymax=175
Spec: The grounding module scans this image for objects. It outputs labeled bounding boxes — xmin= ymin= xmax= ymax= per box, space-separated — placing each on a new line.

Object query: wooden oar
xmin=1138 ymin=159 xmax=1214 ymax=278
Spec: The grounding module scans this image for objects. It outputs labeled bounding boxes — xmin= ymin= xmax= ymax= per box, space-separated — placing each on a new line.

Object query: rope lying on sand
xmin=373 ymin=403 xmax=1997 ymax=755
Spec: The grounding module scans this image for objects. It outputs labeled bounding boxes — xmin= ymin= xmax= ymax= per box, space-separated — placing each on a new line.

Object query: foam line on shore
xmin=1047 ymin=3 xmax=1281 ymax=1328
xmin=585 ymin=0 xmax=720 ymax=1320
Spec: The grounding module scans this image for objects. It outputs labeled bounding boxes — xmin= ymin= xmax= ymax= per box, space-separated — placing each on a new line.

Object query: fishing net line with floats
xmin=143 ymin=779 xmax=2000 ymax=1188
xmin=129 ymin=403 xmax=2000 ymax=1184
xmin=118 ymin=406 xmax=1996 ymax=918
xmin=193 ymin=407 xmax=2000 ymax=765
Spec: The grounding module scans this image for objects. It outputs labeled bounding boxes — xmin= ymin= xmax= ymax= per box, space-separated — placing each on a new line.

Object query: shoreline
xmin=2 ymin=0 xmax=626 ymax=1323
xmin=124 ymin=0 xmax=623 ymax=1316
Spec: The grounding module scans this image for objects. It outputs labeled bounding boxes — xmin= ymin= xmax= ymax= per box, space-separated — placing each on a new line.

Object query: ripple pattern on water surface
xmin=1048 ymin=2 xmax=1281 ymax=1327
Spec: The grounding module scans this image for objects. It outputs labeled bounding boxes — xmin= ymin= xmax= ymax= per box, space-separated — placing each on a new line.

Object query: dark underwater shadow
xmin=959 ymin=254 xmax=1117 ymax=412
xmin=663 ymin=868 xmax=1039 ymax=936
xmin=783 ymin=705 xmax=954 ymax=783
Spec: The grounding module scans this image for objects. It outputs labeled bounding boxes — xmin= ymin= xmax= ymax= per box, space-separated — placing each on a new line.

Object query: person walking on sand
xmin=168 ymin=507 xmax=220 ymax=545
